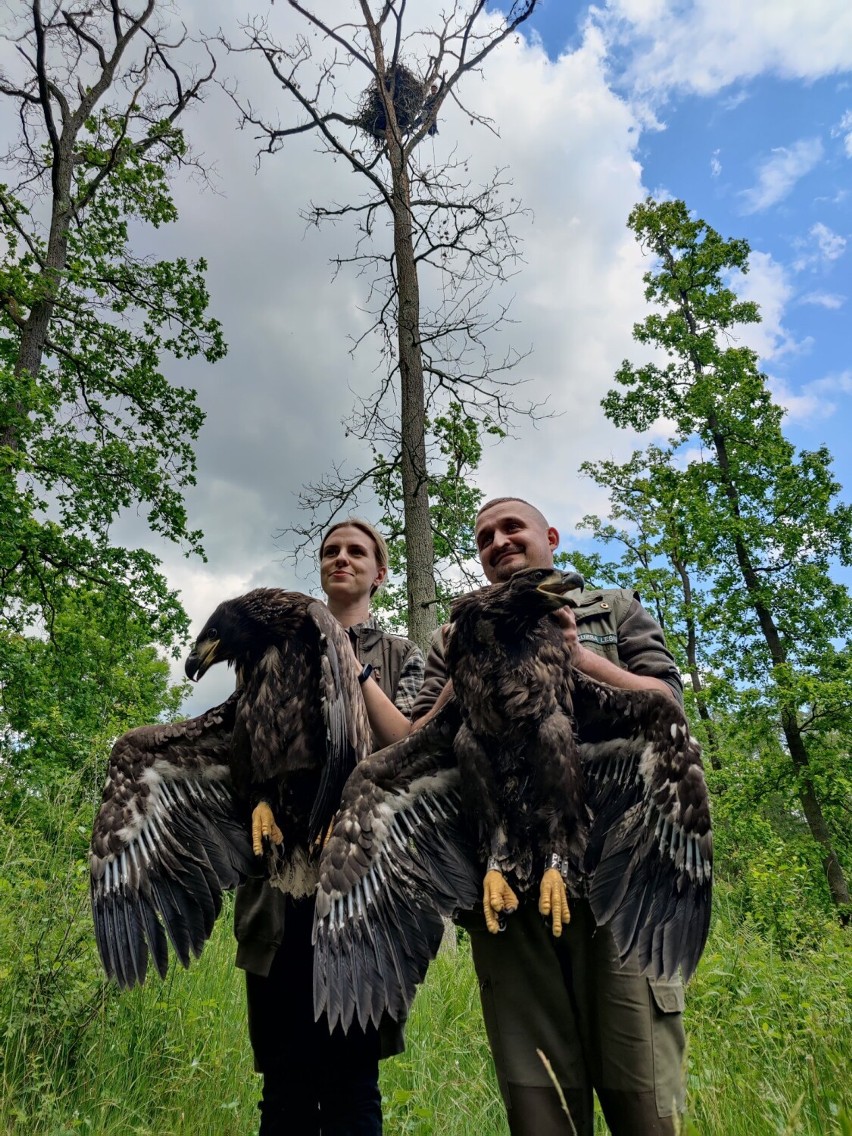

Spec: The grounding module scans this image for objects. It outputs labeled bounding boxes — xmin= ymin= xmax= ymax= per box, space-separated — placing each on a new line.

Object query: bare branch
xmin=229 ymin=0 xmax=541 ymax=644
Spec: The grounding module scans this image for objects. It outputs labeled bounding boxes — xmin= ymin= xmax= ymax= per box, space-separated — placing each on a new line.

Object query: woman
xmin=234 ymin=519 xmax=424 ymax=1136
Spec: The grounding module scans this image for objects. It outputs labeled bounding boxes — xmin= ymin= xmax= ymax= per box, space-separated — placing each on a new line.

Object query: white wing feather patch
xmin=313 ymin=708 xmax=481 ymax=1032
xmin=89 ymin=698 xmax=254 ymax=989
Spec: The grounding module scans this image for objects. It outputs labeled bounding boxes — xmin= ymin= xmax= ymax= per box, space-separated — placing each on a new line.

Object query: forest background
xmin=1 ymin=1 xmax=850 ymax=1133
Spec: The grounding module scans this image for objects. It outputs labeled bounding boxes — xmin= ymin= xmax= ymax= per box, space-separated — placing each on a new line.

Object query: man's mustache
xmin=493 ymin=545 xmax=523 ymax=562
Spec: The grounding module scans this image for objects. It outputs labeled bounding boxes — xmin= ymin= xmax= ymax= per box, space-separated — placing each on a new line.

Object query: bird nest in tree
xmin=354 ymin=64 xmax=428 ymax=140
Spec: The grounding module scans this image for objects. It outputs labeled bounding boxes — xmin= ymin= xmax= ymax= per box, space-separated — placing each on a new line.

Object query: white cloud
xmin=793 ymin=221 xmax=848 ymax=270
xmin=832 ymin=109 xmax=852 ymax=156
xmin=810 ymin=222 xmax=847 ymax=260
xmin=720 ymin=89 xmax=750 ymax=112
xmin=710 ymin=149 xmax=722 ymax=177
xmin=727 ymin=251 xmax=804 ymax=361
xmin=799 ymin=291 xmax=846 ymax=309
xmin=739 ymin=139 xmax=824 ymax=213
xmin=597 ymin=0 xmax=852 ymax=96
xmin=813 ymin=370 xmax=852 ymax=394
xmin=767 ymin=376 xmax=831 ymax=423
xmin=769 ymin=369 xmax=852 ymax=425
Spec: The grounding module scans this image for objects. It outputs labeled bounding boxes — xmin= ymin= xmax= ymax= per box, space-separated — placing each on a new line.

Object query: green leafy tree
xmin=561 ymin=445 xmax=726 ymax=769
xmin=586 ymin=197 xmax=851 ymax=917
xmin=0 ymin=586 xmax=186 ymax=822
xmin=0 ymin=1 xmax=223 ymax=648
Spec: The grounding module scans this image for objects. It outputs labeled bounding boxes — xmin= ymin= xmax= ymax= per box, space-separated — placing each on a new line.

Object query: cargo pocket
xmin=648 ymin=977 xmax=686 ymax=1117
xmin=233 ymin=879 xmax=287 ymax=974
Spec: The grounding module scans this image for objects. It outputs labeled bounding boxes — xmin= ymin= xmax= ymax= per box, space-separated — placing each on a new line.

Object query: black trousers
xmin=245 ymin=896 xmax=382 ymax=1136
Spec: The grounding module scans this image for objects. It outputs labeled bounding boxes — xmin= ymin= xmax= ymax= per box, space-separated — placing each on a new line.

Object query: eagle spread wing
xmin=313 ymin=570 xmax=712 ymax=1030
xmin=89 ymin=694 xmax=254 ymax=989
xmin=313 ymin=700 xmax=481 ymax=1032
xmin=303 ymin=600 xmax=370 ymax=844
xmin=574 ymin=672 xmax=712 ymax=981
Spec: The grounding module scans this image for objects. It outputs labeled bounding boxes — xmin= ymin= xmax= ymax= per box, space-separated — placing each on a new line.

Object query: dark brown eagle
xmin=314 ymin=568 xmax=712 ymax=1033
xmin=90 ymin=588 xmax=370 ymax=989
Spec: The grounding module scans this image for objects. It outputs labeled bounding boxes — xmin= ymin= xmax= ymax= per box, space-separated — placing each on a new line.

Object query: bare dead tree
xmin=222 ymin=0 xmax=539 ymax=649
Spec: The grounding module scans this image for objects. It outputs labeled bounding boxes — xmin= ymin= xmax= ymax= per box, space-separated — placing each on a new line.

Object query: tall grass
xmin=1 ymin=796 xmax=849 ymax=1134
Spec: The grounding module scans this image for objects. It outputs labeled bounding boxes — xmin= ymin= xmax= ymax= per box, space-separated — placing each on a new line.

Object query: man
xmin=410 ymin=497 xmax=687 ymax=1136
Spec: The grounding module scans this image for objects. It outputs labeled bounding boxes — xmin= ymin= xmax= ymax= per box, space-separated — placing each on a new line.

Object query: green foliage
xmin=1 ymin=21 xmax=224 ymax=812
xmin=687 ymin=895 xmax=851 ymax=1135
xmin=0 ymin=585 xmax=186 ymax=821
xmin=0 ymin=789 xmax=108 ymax=1125
xmin=579 ymin=196 xmax=852 ymax=920
xmin=1 ymin=834 xmax=849 ymax=1136
xmin=0 ymin=782 xmax=252 ymax=1134
xmin=1 ymin=116 xmax=224 ymax=642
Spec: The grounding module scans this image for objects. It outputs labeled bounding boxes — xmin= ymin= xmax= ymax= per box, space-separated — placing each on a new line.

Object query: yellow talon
xmin=538 ymin=868 xmax=571 ymax=937
xmin=483 ymin=869 xmax=519 ymax=934
xmin=312 ymin=820 xmax=335 ymax=852
xmin=252 ymin=802 xmax=283 ymax=857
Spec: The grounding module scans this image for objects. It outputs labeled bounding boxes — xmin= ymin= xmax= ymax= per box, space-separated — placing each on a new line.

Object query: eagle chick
xmin=447 ymin=567 xmax=587 ymax=935
xmin=313 ymin=569 xmax=712 ymax=1033
xmin=90 ymin=588 xmax=370 ymax=988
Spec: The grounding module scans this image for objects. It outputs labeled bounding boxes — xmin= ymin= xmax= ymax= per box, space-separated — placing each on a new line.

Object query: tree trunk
xmin=672 ymin=555 xmax=722 ymax=770
xmin=389 ymin=141 xmax=437 ymax=652
xmin=782 ymin=710 xmax=851 ymax=916
xmin=4 ymin=155 xmax=73 ymax=454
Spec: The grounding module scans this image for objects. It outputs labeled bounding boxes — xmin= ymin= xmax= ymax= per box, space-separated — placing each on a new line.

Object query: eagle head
xmin=450 ymin=568 xmax=584 ymax=639
xmin=498 ymin=567 xmax=584 ymax=621
xmin=529 ymin=567 xmax=584 ymax=607
xmin=487 ymin=565 xmax=585 ymax=614
xmin=185 ymin=590 xmax=284 ymax=681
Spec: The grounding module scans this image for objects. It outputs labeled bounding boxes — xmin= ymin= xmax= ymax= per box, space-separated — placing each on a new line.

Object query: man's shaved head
xmin=476 ymin=497 xmax=551 ymax=530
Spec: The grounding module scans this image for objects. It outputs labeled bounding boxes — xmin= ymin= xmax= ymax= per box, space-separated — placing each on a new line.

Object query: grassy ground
xmin=1 ymin=810 xmax=850 ymax=1135
xmin=2 ymin=915 xmax=850 ymax=1134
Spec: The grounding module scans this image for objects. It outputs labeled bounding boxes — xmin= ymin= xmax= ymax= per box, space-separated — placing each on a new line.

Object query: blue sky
xmin=496 ymin=0 xmax=851 ymax=487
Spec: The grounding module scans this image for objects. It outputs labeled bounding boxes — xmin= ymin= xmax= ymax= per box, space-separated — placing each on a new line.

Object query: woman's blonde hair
xmin=319 ymin=518 xmax=389 ymax=596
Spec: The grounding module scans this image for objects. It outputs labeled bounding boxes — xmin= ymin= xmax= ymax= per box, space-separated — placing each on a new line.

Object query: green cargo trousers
xmin=462 ymin=899 xmax=686 ymax=1135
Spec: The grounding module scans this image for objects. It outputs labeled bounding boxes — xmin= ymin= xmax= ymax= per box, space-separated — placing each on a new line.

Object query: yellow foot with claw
xmin=251 ymin=802 xmax=283 ymax=857
xmin=538 ymin=868 xmax=571 ymax=937
xmin=313 ymin=819 xmax=335 ymax=852
xmin=483 ymin=869 xmax=519 ymax=934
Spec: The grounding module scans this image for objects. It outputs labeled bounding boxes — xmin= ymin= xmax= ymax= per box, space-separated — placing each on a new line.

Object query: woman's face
xmin=320 ymin=525 xmax=386 ymax=603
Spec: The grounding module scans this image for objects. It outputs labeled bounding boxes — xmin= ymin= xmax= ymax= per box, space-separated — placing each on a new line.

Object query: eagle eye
xmin=205 ymin=627 xmax=217 ymax=640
